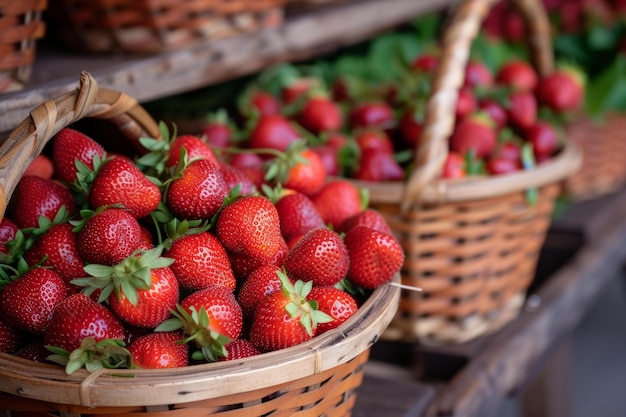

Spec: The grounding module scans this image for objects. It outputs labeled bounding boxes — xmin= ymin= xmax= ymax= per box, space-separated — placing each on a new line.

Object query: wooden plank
xmin=0 ymin=0 xmax=459 ymax=134
xmin=422 ymin=190 xmax=626 ymax=417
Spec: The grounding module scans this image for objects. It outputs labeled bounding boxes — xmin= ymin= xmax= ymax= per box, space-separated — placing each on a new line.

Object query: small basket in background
xmin=349 ymin=0 xmax=582 ymax=346
xmin=0 ymin=0 xmax=47 ymax=93
xmin=565 ymin=113 xmax=626 ymax=201
xmin=47 ymin=0 xmax=286 ymax=54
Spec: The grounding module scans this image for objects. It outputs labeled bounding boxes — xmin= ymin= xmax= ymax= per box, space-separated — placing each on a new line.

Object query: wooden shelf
xmin=0 ymin=0 xmax=458 ymax=134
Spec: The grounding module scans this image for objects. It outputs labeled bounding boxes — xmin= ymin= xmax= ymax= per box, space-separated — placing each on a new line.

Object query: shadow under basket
xmin=565 ymin=113 xmax=626 ymax=202
xmin=347 ymin=0 xmax=582 ymax=346
xmin=0 ymin=71 xmax=401 ymax=417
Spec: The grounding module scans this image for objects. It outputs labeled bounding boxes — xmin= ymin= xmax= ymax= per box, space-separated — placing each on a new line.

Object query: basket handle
xmin=400 ymin=0 xmax=554 ymax=212
xmin=0 ymin=71 xmax=161 ymax=220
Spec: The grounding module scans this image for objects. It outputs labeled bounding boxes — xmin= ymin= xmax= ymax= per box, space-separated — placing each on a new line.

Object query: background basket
xmin=0 ymin=0 xmax=47 ymax=93
xmin=348 ymin=0 xmax=582 ymax=346
xmin=0 ymin=72 xmax=400 ymax=416
xmin=565 ymin=113 xmax=626 ymax=202
xmin=47 ymin=0 xmax=286 ymax=54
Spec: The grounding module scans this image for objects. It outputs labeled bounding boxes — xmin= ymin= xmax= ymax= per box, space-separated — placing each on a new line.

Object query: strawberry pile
xmin=0 ymin=125 xmax=404 ymax=372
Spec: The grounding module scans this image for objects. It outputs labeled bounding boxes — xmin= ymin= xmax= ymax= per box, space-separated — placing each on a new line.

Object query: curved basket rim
xmin=0 ymin=275 xmax=400 ymax=408
xmin=347 ymin=139 xmax=581 ymax=205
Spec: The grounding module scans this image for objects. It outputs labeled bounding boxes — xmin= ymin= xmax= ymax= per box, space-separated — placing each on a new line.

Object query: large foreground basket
xmin=0 ymin=0 xmax=47 ymax=93
xmin=565 ymin=113 xmax=626 ymax=201
xmin=350 ymin=0 xmax=581 ymax=346
xmin=48 ymin=0 xmax=285 ymax=54
xmin=0 ymin=72 xmax=400 ymax=416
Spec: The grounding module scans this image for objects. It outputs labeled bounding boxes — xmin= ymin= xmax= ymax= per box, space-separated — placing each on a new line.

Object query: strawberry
xmin=8 ymin=175 xmax=76 ymax=229
xmin=15 ymin=340 xmax=50 ymax=362
xmin=158 ymin=285 xmax=243 ymax=362
xmin=337 ymin=208 xmax=392 ymax=235
xmin=165 ymin=159 xmax=228 ymax=221
xmin=479 ymin=99 xmax=508 ymax=129
xmin=399 ymin=107 xmax=423 ymax=147
xmin=89 ymin=156 xmax=162 ymax=219
xmin=283 ymin=228 xmax=349 ymax=287
xmin=449 ymin=112 xmax=497 ymax=159
xmin=0 ymin=267 xmax=69 ymax=334
xmin=441 ymin=152 xmax=467 ymax=179
xmin=525 ymin=121 xmax=559 ymax=160
xmin=249 ymin=271 xmax=332 ymax=352
xmin=348 ymin=101 xmax=395 ymax=129
xmin=227 ymin=243 xmax=288 ymax=280
xmin=219 ymin=338 xmax=261 ymax=361
xmin=275 ymin=192 xmax=325 ymax=243
xmin=281 ymin=77 xmax=318 ymax=105
xmin=75 ymin=207 xmax=142 ymax=265
xmin=128 ymin=331 xmax=189 ymax=369
xmin=0 ymin=318 xmax=22 ymax=353
xmin=297 ymin=95 xmax=343 ymax=134
xmin=496 ymin=59 xmax=538 ymax=92
xmin=456 ymin=87 xmax=477 ymax=119
xmin=353 ymin=148 xmax=405 ymax=182
xmin=43 ymin=293 xmax=126 ymax=352
xmin=164 ymin=232 xmax=236 ymax=291
xmin=464 ymin=61 xmax=493 ymax=88
xmin=78 ymin=247 xmax=179 ymax=329
xmin=216 ymin=195 xmax=287 ymax=264
xmin=486 ymin=156 xmax=522 ymax=175
xmin=282 ymin=147 xmax=327 ymax=196
xmin=51 ymin=128 xmax=106 ymax=183
xmin=344 ymin=225 xmax=404 ymax=289
xmin=506 ymin=91 xmax=537 ymax=130
xmin=25 ymin=222 xmax=86 ymax=286
xmin=310 ymin=145 xmax=340 ymax=177
xmin=0 ymin=217 xmax=18 ymax=255
xmin=249 ymin=90 xmax=282 ymax=117
xmin=312 ymin=180 xmax=364 ymax=229
xmin=236 ymin=264 xmax=283 ymax=319
xmin=308 ymin=286 xmax=358 ymax=334
xmin=248 ymin=114 xmax=301 ymax=152
xmin=218 ymin=161 xmax=258 ymax=196
xmin=537 ymin=66 xmax=585 ymax=112
xmin=166 ymin=134 xmax=219 ymax=168
xmin=200 ymin=110 xmax=235 ymax=148
xmin=355 ymin=129 xmax=395 ymax=154
xmin=498 ymin=140 xmax=522 ymax=162
xmin=411 ymin=52 xmax=439 ymax=73
xmin=24 ymin=154 xmax=54 ymax=180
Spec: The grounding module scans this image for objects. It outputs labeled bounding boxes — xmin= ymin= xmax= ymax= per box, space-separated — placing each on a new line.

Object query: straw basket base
xmin=381 ymin=293 xmax=525 ymax=346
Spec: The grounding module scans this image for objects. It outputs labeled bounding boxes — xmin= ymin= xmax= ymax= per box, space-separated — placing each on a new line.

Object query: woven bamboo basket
xmin=0 ymin=0 xmax=47 ymax=93
xmin=48 ymin=0 xmax=285 ymax=54
xmin=0 ymin=71 xmax=400 ymax=416
xmin=348 ymin=0 xmax=582 ymax=346
xmin=565 ymin=113 xmax=626 ymax=201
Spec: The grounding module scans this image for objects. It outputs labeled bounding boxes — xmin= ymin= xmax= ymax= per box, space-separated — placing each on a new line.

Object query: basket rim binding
xmin=364 ymin=0 xmax=582 ymax=212
xmin=0 ymin=72 xmax=401 ymax=408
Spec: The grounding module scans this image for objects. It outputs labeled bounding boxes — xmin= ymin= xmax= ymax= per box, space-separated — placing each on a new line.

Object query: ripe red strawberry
xmin=0 ymin=217 xmax=18 ymax=255
xmin=486 ymin=156 xmax=522 ymax=175
xmin=344 ymin=225 xmax=404 ymax=289
xmin=479 ymin=99 xmax=508 ymax=129
xmin=128 ymin=331 xmax=189 ymax=369
xmin=411 ymin=52 xmax=439 ymax=73
xmin=227 ymin=242 xmax=288 ymax=280
xmin=449 ymin=112 xmax=497 ymax=158
xmin=441 ymin=152 xmax=467 ymax=179
xmin=498 ymin=140 xmax=522 ymax=161
xmin=166 ymin=134 xmax=219 ymax=168
xmin=248 ymin=114 xmax=301 ymax=152
xmin=399 ymin=108 xmax=423 ymax=147
xmin=15 ymin=340 xmax=51 ymax=362
xmin=164 ymin=232 xmax=236 ymax=291
xmin=249 ymin=90 xmax=282 ymax=117
xmin=284 ymin=228 xmax=349 ymax=287
xmin=75 ymin=207 xmax=142 ymax=265
xmin=236 ymin=264 xmax=283 ymax=319
xmin=525 ymin=121 xmax=560 ymax=160
xmin=275 ymin=192 xmax=325 ymax=243
xmin=506 ymin=91 xmax=537 ymax=130
xmin=89 ymin=156 xmax=162 ymax=219
xmin=24 ymin=154 xmax=54 ymax=180
xmin=308 ymin=286 xmax=358 ymax=334
xmin=337 ymin=208 xmax=392 ymax=235
xmin=348 ymin=101 xmax=395 ymax=129
xmin=43 ymin=293 xmax=126 ymax=352
xmin=496 ymin=59 xmax=538 ymax=92
xmin=464 ymin=61 xmax=493 ymax=88
xmin=312 ymin=180 xmax=364 ymax=229
xmin=249 ymin=271 xmax=332 ymax=352
xmin=310 ymin=145 xmax=340 ymax=177
xmin=456 ymin=87 xmax=477 ymax=119
xmin=201 ymin=110 xmax=234 ymax=148
xmin=353 ymin=148 xmax=405 ymax=182
xmin=281 ymin=77 xmax=318 ymax=105
xmin=158 ymin=285 xmax=243 ymax=362
xmin=218 ymin=161 xmax=258 ymax=196
xmin=355 ymin=129 xmax=395 ymax=154
xmin=0 ymin=318 xmax=22 ymax=353
xmin=25 ymin=222 xmax=86 ymax=285
xmin=0 ymin=267 xmax=69 ymax=334
xmin=51 ymin=128 xmax=106 ymax=183
xmin=166 ymin=159 xmax=228 ymax=221
xmin=537 ymin=66 xmax=585 ymax=112
xmin=8 ymin=175 xmax=76 ymax=229
xmin=216 ymin=195 xmax=287 ymax=264
xmin=282 ymin=148 xmax=327 ymax=196
xmin=219 ymin=338 xmax=261 ymax=361
xmin=298 ymin=95 xmax=343 ymax=134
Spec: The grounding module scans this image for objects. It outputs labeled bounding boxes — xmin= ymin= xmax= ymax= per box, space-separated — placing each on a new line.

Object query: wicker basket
xmin=565 ymin=113 xmax=626 ymax=201
xmin=48 ymin=0 xmax=285 ymax=54
xmin=0 ymin=72 xmax=400 ymax=416
xmin=348 ymin=0 xmax=582 ymax=346
xmin=0 ymin=0 xmax=47 ymax=93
